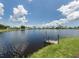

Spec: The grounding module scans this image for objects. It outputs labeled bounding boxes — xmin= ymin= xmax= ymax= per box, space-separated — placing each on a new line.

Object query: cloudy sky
xmin=0 ymin=0 xmax=79 ymax=27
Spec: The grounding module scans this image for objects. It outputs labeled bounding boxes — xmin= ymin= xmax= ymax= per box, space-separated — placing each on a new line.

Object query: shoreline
xmin=31 ymin=37 xmax=79 ymax=58
xmin=0 ymin=29 xmax=19 ymax=32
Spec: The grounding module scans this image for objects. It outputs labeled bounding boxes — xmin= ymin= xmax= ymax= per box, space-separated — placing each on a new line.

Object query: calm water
xmin=0 ymin=29 xmax=79 ymax=58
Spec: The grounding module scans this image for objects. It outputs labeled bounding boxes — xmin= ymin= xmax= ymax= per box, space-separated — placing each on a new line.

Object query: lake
xmin=0 ymin=29 xmax=79 ymax=58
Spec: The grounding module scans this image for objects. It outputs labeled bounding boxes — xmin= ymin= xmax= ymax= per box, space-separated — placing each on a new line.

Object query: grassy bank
xmin=0 ymin=29 xmax=19 ymax=32
xmin=31 ymin=37 xmax=79 ymax=58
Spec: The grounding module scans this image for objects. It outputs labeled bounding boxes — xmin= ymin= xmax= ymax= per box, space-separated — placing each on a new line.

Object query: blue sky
xmin=0 ymin=0 xmax=79 ymax=27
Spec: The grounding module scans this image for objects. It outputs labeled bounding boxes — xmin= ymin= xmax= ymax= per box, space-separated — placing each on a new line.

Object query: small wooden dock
xmin=45 ymin=40 xmax=58 ymax=44
xmin=44 ymin=30 xmax=59 ymax=44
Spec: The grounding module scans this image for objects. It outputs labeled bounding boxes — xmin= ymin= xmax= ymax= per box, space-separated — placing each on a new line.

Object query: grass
xmin=31 ymin=37 xmax=79 ymax=58
xmin=0 ymin=29 xmax=18 ymax=32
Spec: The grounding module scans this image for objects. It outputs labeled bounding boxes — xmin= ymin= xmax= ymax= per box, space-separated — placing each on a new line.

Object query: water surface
xmin=0 ymin=29 xmax=79 ymax=57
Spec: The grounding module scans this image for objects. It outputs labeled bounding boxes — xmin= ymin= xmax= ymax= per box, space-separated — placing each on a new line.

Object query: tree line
xmin=0 ymin=24 xmax=79 ymax=30
xmin=0 ymin=24 xmax=10 ymax=29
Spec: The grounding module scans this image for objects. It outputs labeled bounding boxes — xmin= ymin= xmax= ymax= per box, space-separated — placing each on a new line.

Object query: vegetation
xmin=31 ymin=37 xmax=79 ymax=58
xmin=31 ymin=25 xmax=79 ymax=29
xmin=0 ymin=23 xmax=79 ymax=30
xmin=0 ymin=24 xmax=19 ymax=32
xmin=0 ymin=23 xmax=79 ymax=32
xmin=0 ymin=24 xmax=9 ymax=29
xmin=0 ymin=24 xmax=32 ymax=32
xmin=20 ymin=26 xmax=26 ymax=29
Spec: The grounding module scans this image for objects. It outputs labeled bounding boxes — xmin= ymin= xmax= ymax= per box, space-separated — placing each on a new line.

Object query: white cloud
xmin=58 ymin=0 xmax=79 ymax=21
xmin=67 ymin=11 xmax=79 ymax=21
xmin=13 ymin=5 xmax=28 ymax=16
xmin=43 ymin=0 xmax=79 ymax=27
xmin=17 ymin=16 xmax=28 ymax=23
xmin=0 ymin=3 xmax=4 ymax=16
xmin=42 ymin=19 xmax=67 ymax=27
xmin=10 ymin=5 xmax=28 ymax=24
xmin=58 ymin=1 xmax=79 ymax=15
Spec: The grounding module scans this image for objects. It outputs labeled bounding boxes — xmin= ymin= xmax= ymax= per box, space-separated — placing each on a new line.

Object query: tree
xmin=20 ymin=26 xmax=26 ymax=30
xmin=0 ymin=24 xmax=7 ymax=29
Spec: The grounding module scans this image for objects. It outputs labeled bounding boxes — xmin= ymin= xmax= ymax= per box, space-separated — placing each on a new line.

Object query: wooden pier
xmin=45 ymin=40 xmax=58 ymax=44
xmin=44 ymin=30 xmax=59 ymax=44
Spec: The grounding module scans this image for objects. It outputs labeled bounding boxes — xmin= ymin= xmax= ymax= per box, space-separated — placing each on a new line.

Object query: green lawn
xmin=31 ymin=37 xmax=79 ymax=58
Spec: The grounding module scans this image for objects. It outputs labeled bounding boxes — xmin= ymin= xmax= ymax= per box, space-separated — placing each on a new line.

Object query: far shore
xmin=0 ymin=28 xmax=79 ymax=32
xmin=0 ymin=29 xmax=19 ymax=32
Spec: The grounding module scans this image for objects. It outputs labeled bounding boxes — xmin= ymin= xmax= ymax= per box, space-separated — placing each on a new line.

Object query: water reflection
xmin=0 ymin=29 xmax=79 ymax=57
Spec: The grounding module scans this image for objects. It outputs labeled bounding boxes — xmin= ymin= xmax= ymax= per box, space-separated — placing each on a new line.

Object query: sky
xmin=0 ymin=0 xmax=79 ymax=27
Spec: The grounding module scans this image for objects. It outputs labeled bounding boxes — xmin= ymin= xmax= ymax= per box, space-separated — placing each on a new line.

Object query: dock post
xmin=58 ymin=34 xmax=59 ymax=44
